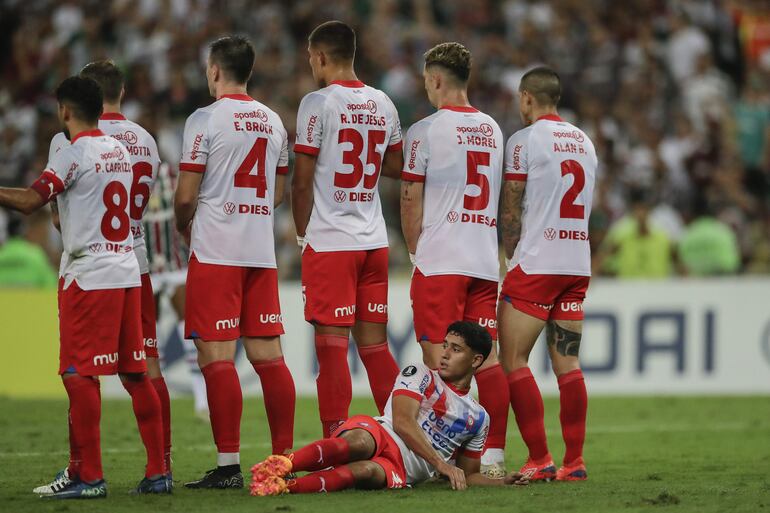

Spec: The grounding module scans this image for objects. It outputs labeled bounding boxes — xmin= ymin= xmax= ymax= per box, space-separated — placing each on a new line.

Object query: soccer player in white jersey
xmin=175 ymin=36 xmax=296 ymax=489
xmin=33 ymin=61 xmax=172 ymax=495
xmin=498 ymin=67 xmax=597 ymax=482
xmin=292 ymin=21 xmax=402 ymax=437
xmin=0 ymin=76 xmax=168 ymax=498
xmin=250 ymin=321 xmax=529 ymax=495
xmin=400 ymin=42 xmax=510 ymax=478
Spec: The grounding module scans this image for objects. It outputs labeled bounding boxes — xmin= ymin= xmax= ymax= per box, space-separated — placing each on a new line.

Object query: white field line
xmin=0 ymin=422 xmax=762 ymax=459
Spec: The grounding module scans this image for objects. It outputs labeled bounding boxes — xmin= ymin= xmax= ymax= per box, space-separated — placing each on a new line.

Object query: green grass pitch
xmin=1 ymin=395 xmax=768 ymax=512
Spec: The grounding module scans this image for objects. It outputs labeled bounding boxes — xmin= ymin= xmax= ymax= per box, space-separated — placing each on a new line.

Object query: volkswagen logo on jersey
xmin=334 ymin=190 xmax=347 ymax=203
xmin=223 ymin=202 xmax=236 ymax=215
xmin=89 ymin=243 xmax=103 ymax=253
xmin=447 ymin=211 xmax=459 ymax=223
xmin=544 ymin=227 xmax=557 ymax=240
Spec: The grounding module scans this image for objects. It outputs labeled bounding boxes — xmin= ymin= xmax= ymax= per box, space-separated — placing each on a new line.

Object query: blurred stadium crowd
xmin=1 ymin=0 xmax=769 ymax=286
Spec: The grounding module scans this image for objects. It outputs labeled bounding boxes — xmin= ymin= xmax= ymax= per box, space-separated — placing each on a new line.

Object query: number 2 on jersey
xmin=560 ymin=160 xmax=586 ymax=219
xmin=334 ymin=128 xmax=386 ymax=189
xmin=234 ymin=137 xmax=268 ymax=198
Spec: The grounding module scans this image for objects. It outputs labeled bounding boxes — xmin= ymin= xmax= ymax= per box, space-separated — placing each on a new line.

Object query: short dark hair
xmin=424 ymin=42 xmax=472 ymax=83
xmin=209 ymin=35 xmax=255 ymax=84
xmin=55 ymin=76 xmax=103 ymax=124
xmin=79 ymin=60 xmax=124 ymax=103
xmin=446 ymin=321 xmax=492 ymax=363
xmin=520 ymin=66 xmax=561 ymax=106
xmin=308 ymin=21 xmax=356 ymax=62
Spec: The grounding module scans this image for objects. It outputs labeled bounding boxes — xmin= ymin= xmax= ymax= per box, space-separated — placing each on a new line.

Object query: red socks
xmin=252 ymin=357 xmax=296 ymax=454
xmin=289 ymin=437 xmax=351 ymax=472
xmin=314 ymin=334 xmax=351 ymax=437
xmin=287 ymin=465 xmax=355 ymax=493
xmin=151 ymin=377 xmax=172 ymax=472
xmin=63 ymin=376 xmax=102 ymax=482
xmin=122 ymin=376 xmax=166 ymax=477
xmin=201 ymin=360 xmax=243 ymax=454
xmin=507 ymin=367 xmax=549 ymax=461
xmin=558 ymin=369 xmax=587 ymax=465
xmin=357 ymin=341 xmax=399 ymax=414
xmin=476 ymin=363 xmax=509 ymax=450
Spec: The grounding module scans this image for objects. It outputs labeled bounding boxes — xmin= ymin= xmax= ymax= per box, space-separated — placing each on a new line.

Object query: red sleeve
xmin=179 ymin=163 xmax=206 ymax=173
xmin=401 ymin=171 xmax=425 ymax=182
xmin=387 ymin=141 xmax=403 ymax=153
xmin=504 ymin=173 xmax=527 ymax=181
xmin=294 ymin=144 xmax=320 ymax=156
xmin=392 ymin=389 xmax=422 ymax=402
xmin=276 ymin=166 xmax=289 ymax=176
xmin=30 ymin=170 xmax=65 ymax=202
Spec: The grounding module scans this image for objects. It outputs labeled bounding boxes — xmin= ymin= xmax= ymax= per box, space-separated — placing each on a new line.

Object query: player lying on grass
xmin=250 ymin=321 xmax=529 ymax=495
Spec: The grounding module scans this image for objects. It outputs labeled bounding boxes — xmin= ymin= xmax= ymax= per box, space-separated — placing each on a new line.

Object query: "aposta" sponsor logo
xmin=552 ymin=130 xmax=585 ymax=143
xmin=346 ymin=100 xmax=377 ymax=114
xmin=456 ymin=123 xmax=493 ymax=137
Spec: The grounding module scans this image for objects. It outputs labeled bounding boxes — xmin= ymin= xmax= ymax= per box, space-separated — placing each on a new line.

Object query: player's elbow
xmin=19 ymin=192 xmax=43 ymax=215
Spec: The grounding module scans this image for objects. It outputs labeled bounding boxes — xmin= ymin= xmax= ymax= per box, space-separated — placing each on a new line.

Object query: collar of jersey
xmin=440 ymin=105 xmax=478 ymax=113
xmin=218 ymin=93 xmax=254 ymax=101
xmin=536 ymin=113 xmax=563 ymax=122
xmin=444 ymin=380 xmax=470 ymax=396
xmin=330 ymin=80 xmax=365 ymax=88
xmin=99 ymin=112 xmax=126 ymax=121
xmin=71 ymin=129 xmax=105 ymax=144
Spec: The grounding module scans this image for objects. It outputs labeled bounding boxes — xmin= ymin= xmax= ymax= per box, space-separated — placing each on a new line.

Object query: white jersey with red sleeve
xmin=179 ymin=94 xmax=289 ymax=268
xmin=504 ymin=114 xmax=597 ymax=276
xmin=97 ymin=113 xmax=160 ymax=275
xmin=401 ymin=106 xmax=504 ymax=281
xmin=375 ymin=363 xmax=490 ymax=485
xmin=294 ymin=80 xmax=402 ymax=252
xmin=32 ymin=129 xmax=140 ymax=290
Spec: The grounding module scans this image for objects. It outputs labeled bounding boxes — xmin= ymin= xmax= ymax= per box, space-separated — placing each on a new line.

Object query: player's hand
xmin=437 ymin=461 xmax=467 ymax=491
xmin=503 ymin=471 xmax=529 ymax=486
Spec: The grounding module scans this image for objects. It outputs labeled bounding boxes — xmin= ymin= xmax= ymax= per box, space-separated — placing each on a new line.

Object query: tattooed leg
xmin=546 ymin=322 xmax=582 ymax=357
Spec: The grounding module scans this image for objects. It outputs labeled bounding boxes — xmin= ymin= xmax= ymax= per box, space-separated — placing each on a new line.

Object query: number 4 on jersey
xmin=234 ymin=138 xmax=268 ymax=198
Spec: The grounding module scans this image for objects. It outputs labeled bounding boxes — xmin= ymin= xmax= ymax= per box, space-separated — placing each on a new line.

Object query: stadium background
xmin=0 ymin=0 xmax=769 ymax=399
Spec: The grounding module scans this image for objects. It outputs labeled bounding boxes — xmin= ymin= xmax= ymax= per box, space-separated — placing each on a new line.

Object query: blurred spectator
xmin=678 ymin=200 xmax=741 ymax=276
xmin=596 ymin=189 xmax=675 ymax=279
xmin=0 ymin=210 xmax=58 ymax=288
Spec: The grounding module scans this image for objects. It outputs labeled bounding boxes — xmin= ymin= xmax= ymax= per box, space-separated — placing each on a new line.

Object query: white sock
xmin=217 ymin=452 xmax=240 ymax=467
xmin=481 ymin=448 xmax=505 ymax=466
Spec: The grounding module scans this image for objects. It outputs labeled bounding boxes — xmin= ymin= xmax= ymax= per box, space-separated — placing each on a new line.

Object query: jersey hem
xmin=188 ymin=254 xmax=279 ymax=268
xmin=306 ymin=242 xmax=389 ymax=253
xmin=416 ymin=268 xmax=499 ymax=282
xmin=513 ymin=265 xmax=592 ymax=277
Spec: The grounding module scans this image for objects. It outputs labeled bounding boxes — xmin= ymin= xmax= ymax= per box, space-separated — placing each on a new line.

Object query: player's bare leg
xmin=419 ymin=340 xmax=444 ymax=369
xmin=186 ymin=339 xmax=244 ymax=489
xmin=497 ymin=301 xmax=555 ymax=481
xmin=475 ymin=342 xmax=510 ymax=477
xmin=545 ymin=320 xmax=588 ymax=481
xmin=244 ymin=337 xmax=296 ymax=455
xmin=118 ymin=371 xmax=170 ymax=493
xmin=251 ymin=428 xmax=386 ymax=495
xmin=314 ymin=324 xmax=353 ymax=437
xmin=353 ymin=320 xmax=399 ymax=414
